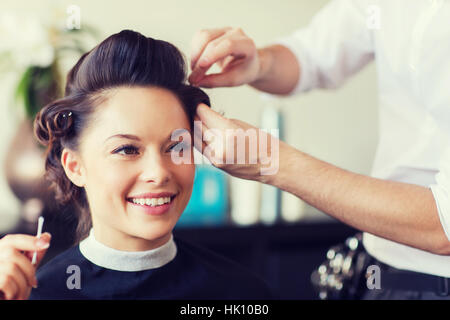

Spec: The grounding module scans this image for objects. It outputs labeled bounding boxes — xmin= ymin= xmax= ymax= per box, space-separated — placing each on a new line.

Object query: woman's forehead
xmin=102 ymin=86 xmax=184 ymax=113
xmin=90 ymin=86 xmax=191 ymax=140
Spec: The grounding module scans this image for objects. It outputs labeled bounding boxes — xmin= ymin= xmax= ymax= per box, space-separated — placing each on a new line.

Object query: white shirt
xmin=277 ymin=0 xmax=450 ymax=277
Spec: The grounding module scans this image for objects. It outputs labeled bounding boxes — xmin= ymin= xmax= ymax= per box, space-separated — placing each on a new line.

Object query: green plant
xmin=0 ymin=12 xmax=97 ymax=119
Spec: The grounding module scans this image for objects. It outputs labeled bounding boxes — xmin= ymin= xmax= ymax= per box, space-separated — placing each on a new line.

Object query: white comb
xmin=31 ymin=216 xmax=44 ymax=265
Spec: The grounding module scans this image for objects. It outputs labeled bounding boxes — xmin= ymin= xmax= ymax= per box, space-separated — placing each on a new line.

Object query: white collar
xmin=79 ymin=229 xmax=177 ymax=272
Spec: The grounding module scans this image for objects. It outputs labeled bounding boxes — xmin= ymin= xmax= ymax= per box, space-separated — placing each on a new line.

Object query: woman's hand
xmin=188 ymin=27 xmax=262 ymax=88
xmin=0 ymin=232 xmax=51 ymax=300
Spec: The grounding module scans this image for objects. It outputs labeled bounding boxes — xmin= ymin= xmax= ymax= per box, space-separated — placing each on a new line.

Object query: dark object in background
xmin=174 ymin=222 xmax=357 ymax=299
xmin=310 ymin=233 xmax=372 ymax=300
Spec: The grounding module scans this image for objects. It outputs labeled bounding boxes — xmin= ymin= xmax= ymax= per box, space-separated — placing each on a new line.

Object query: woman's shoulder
xmin=37 ymin=244 xmax=85 ymax=276
xmin=29 ymin=244 xmax=86 ymax=299
xmin=174 ymin=237 xmax=244 ymax=271
xmin=173 ymin=237 xmax=275 ymax=299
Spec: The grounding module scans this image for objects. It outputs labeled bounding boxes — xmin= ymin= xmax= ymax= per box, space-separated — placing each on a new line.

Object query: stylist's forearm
xmin=249 ymin=45 xmax=301 ymax=95
xmin=265 ymin=144 xmax=450 ymax=255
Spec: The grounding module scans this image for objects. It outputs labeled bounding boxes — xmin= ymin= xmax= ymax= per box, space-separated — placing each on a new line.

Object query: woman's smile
xmin=126 ymin=192 xmax=178 ymax=215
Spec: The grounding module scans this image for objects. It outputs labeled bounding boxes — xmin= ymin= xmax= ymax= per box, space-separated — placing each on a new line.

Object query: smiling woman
xmin=0 ymin=30 xmax=273 ymax=300
xmin=34 ymin=30 xmax=210 ymax=246
xmin=61 ymin=86 xmax=196 ymax=252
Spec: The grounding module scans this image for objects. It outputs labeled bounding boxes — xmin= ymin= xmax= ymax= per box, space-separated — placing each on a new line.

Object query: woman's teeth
xmin=131 ymin=197 xmax=172 ymax=207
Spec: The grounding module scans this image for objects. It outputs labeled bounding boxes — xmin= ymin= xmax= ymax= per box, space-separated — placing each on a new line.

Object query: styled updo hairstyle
xmin=34 ymin=30 xmax=210 ymax=241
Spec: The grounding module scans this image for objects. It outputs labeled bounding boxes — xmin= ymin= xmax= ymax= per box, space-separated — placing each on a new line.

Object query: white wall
xmin=0 ymin=0 xmax=378 ymax=228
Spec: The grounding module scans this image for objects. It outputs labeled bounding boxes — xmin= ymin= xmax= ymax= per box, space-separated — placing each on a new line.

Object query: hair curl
xmin=34 ymin=30 xmax=210 ymax=241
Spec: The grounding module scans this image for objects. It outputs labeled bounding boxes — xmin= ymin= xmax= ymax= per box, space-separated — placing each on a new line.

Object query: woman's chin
xmin=120 ymin=199 xmax=185 ymax=247
xmin=126 ymin=223 xmax=174 ymax=245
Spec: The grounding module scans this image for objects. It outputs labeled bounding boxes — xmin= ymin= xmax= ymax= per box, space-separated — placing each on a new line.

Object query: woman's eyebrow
xmin=171 ymin=128 xmax=192 ymax=139
xmin=105 ymin=134 xmax=141 ymax=142
xmin=105 ymin=129 xmax=190 ymax=143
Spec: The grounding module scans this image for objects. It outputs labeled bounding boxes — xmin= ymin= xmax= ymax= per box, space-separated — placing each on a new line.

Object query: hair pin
xmin=62 ymin=111 xmax=73 ymax=118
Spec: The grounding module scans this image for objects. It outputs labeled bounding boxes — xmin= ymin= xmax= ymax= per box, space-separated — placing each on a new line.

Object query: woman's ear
xmin=61 ymin=148 xmax=86 ymax=187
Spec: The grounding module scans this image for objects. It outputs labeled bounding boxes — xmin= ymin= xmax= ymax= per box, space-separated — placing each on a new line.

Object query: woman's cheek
xmin=179 ymin=163 xmax=195 ymax=206
xmin=181 ymin=163 xmax=195 ymax=186
xmin=89 ymin=160 xmax=134 ymax=203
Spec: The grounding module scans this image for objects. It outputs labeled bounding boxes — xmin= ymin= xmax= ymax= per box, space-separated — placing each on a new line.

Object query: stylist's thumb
xmin=23 ymin=232 xmax=52 ymax=268
xmin=33 ymin=233 xmax=51 ymax=268
xmin=194 ymin=103 xmax=235 ymax=166
xmin=195 ymin=103 xmax=232 ymax=130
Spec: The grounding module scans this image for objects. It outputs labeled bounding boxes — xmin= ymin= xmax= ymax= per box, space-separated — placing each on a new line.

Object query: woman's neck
xmin=91 ymin=222 xmax=172 ymax=252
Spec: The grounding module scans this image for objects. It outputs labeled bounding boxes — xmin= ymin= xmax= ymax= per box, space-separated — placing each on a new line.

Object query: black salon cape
xmin=29 ymin=237 xmax=274 ymax=300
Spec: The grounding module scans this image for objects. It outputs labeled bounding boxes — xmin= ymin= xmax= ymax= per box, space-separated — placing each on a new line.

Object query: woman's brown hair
xmin=34 ymin=30 xmax=210 ymax=241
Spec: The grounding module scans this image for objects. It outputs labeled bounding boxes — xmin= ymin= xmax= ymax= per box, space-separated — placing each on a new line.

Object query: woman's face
xmin=65 ymin=86 xmax=195 ymax=251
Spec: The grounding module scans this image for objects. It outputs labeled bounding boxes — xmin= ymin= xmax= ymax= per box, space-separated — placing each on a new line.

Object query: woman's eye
xmin=168 ymin=141 xmax=189 ymax=153
xmin=113 ymin=145 xmax=139 ymax=155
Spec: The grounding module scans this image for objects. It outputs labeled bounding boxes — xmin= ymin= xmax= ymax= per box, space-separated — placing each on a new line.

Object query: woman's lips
xmin=127 ymin=195 xmax=176 ymax=216
xmin=128 ymin=191 xmax=176 ymax=199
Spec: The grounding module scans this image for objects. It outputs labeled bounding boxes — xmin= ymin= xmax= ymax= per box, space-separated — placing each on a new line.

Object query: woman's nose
xmin=141 ymin=156 xmax=172 ymax=186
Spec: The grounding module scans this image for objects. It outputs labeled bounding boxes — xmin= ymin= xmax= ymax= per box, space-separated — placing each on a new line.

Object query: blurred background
xmin=0 ymin=0 xmax=377 ymax=299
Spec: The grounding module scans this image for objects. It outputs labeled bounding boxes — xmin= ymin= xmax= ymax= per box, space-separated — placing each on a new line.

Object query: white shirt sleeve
xmin=430 ymin=146 xmax=450 ymax=241
xmin=275 ymin=0 xmax=376 ymax=94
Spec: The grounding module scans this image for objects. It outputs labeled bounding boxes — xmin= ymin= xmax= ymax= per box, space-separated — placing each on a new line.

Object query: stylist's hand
xmin=194 ymin=104 xmax=284 ymax=182
xmin=189 ymin=27 xmax=261 ymax=88
xmin=0 ymin=232 xmax=51 ymax=300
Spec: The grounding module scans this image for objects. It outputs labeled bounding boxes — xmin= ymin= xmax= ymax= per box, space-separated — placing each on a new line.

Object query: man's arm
xmin=264 ymin=142 xmax=450 ymax=255
xmin=189 ymin=0 xmax=374 ymax=94
xmin=195 ymin=104 xmax=450 ymax=255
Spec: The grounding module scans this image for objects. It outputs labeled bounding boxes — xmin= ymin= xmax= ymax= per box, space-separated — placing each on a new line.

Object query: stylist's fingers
xmin=190 ymin=37 xmax=256 ymax=86
xmin=11 ymin=265 xmax=28 ymax=300
xmin=0 ymin=232 xmax=51 ymax=300
xmin=0 ymin=272 xmax=19 ymax=300
xmin=0 ymin=248 xmax=37 ymax=288
xmin=195 ymin=103 xmax=234 ymax=130
xmin=190 ymin=35 xmax=251 ymax=83
xmin=194 ymin=64 xmax=250 ymax=88
xmin=189 ymin=27 xmax=258 ymax=87
xmin=193 ymin=104 xmax=280 ymax=180
xmin=200 ymin=33 xmax=255 ymax=69
xmin=190 ymin=27 xmax=232 ymax=70
xmin=23 ymin=233 xmax=51 ymax=267
xmin=0 ymin=261 xmax=28 ymax=300
xmin=193 ymin=119 xmax=226 ymax=166
xmin=0 ymin=233 xmax=50 ymax=253
xmin=194 ymin=106 xmax=244 ymax=167
xmin=193 ymin=115 xmax=209 ymax=153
